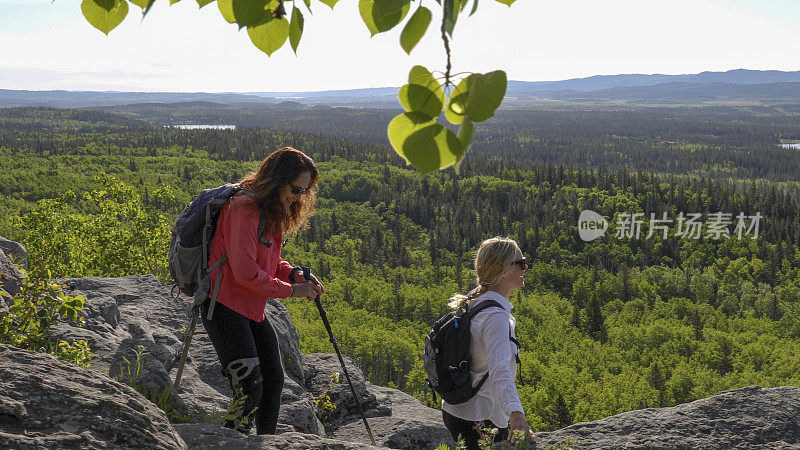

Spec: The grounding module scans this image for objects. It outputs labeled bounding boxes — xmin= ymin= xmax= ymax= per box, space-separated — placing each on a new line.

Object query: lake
xmin=170 ymin=124 xmax=236 ymax=130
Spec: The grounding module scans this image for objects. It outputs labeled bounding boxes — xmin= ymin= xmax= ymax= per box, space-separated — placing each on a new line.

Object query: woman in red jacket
xmin=201 ymin=147 xmax=323 ymax=435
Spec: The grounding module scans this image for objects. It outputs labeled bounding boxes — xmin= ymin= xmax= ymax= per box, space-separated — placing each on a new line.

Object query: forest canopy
xmin=3 ymin=106 xmax=800 ymax=430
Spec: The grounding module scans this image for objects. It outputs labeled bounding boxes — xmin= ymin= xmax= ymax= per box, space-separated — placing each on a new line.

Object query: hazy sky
xmin=1 ymin=0 xmax=800 ymax=92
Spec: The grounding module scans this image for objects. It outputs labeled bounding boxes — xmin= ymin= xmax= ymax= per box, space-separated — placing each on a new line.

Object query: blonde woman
xmin=442 ymin=237 xmax=534 ymax=448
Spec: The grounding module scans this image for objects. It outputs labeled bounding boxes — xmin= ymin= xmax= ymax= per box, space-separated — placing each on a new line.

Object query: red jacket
xmin=208 ymin=195 xmax=293 ymax=322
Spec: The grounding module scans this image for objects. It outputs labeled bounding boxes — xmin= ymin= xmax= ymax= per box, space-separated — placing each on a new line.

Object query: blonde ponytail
xmin=447 ymin=237 xmax=519 ymax=310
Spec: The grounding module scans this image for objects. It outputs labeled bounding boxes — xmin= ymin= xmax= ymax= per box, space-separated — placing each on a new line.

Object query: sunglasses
xmin=511 ymin=258 xmax=528 ymax=270
xmin=290 ymin=182 xmax=311 ymax=195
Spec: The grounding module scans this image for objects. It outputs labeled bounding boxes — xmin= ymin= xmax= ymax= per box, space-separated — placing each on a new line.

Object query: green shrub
xmin=0 ymin=270 xmax=92 ymax=368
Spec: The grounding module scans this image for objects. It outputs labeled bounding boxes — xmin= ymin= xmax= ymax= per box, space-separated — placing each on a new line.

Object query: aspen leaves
xmin=389 ymin=66 xmax=506 ymax=174
xmin=78 ymin=0 xmax=515 ymax=174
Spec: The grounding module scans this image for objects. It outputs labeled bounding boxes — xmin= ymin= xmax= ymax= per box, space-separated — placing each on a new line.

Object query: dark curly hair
xmin=238 ymin=147 xmax=318 ymax=237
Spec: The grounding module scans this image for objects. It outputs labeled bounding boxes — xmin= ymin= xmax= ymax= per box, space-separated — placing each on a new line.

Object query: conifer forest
xmin=3 ymin=104 xmax=800 ymax=431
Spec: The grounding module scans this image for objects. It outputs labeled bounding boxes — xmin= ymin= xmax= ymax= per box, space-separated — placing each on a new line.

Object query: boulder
xmin=332 ymin=385 xmax=456 ymax=450
xmin=0 ymin=344 xmax=186 ymax=449
xmin=533 ymin=385 xmax=800 ymax=450
xmin=304 ymin=353 xmax=378 ymax=429
xmin=305 ymin=353 xmax=455 ymax=449
xmin=0 ymin=248 xmax=24 ymax=298
xmin=0 ymin=236 xmax=26 ymax=269
xmin=266 ymin=297 xmax=306 ymax=380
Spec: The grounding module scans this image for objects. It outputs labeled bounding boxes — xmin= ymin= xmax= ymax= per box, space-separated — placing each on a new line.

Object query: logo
xmin=578 ymin=210 xmax=608 ymax=242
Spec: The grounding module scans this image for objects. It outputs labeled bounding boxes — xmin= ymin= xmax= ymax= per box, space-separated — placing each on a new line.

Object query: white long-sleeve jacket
xmin=441 ymin=290 xmax=523 ymax=427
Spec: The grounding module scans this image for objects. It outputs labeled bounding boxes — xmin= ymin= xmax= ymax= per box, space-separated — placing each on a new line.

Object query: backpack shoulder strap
xmin=464 ymin=299 xmax=503 ymax=320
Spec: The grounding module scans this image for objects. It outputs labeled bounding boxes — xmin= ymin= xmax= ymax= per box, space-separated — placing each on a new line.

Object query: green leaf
xmin=387 ymin=112 xmax=462 ymax=174
xmin=445 ymin=75 xmax=471 ymax=125
xmin=247 ymin=16 xmax=290 ymax=56
xmin=197 ymin=0 xmax=215 ymax=7
xmin=217 ymin=0 xmax=236 ymax=23
xmin=170 ymin=0 xmax=182 ymax=5
xmin=318 ymin=0 xmax=338 ymax=8
xmin=493 ymin=0 xmax=515 ymax=5
xmin=289 ymin=6 xmax=304 ymax=53
xmin=218 ymin=0 xmax=268 ymax=28
xmin=469 ymin=0 xmax=479 ymax=16
xmin=398 ymin=65 xmax=444 ymax=119
xmin=359 ymin=0 xmax=411 ymax=37
xmin=304 ymin=0 xmax=312 ymax=9
xmin=400 ymin=6 xmax=431 ymax=54
xmin=465 ymin=70 xmax=507 ymax=122
xmin=81 ymin=0 xmax=129 ymax=35
xmin=455 ymin=117 xmax=473 ymax=171
xmin=444 ymin=0 xmax=459 ymax=36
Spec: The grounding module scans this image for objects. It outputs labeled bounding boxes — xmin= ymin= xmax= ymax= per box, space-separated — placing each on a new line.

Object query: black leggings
xmin=442 ymin=410 xmax=509 ymax=450
xmin=201 ymin=300 xmax=284 ymax=434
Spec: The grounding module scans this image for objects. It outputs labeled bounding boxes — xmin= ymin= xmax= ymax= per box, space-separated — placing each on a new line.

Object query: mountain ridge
xmin=2 ymin=69 xmax=800 ymax=108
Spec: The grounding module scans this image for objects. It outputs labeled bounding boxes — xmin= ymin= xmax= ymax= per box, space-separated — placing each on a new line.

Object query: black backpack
xmin=423 ymin=300 xmax=508 ymax=405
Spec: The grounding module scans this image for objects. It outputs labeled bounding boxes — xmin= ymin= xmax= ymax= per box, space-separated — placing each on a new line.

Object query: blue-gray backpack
xmin=168 ymin=183 xmax=264 ymax=321
xmin=170 ymin=183 xmax=269 ymax=390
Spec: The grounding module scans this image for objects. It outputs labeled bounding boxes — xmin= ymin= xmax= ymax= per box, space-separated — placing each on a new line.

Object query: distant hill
xmin=0 ymin=89 xmax=273 ymax=108
xmin=540 ymin=81 xmax=800 ymax=103
xmin=3 ymin=69 xmax=800 ymax=108
xmin=507 ymin=69 xmax=800 ymax=93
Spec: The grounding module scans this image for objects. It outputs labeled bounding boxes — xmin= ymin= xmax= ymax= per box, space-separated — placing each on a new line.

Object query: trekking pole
xmin=303 ymin=267 xmax=376 ymax=446
xmin=174 ymin=305 xmax=199 ymax=391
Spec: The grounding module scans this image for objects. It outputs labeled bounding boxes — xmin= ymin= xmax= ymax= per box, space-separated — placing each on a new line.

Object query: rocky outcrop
xmin=8 ymin=270 xmax=800 ymax=449
xmin=0 ymin=248 xmax=24 ymax=298
xmin=47 ymin=275 xmax=453 ymax=449
xmin=0 ymin=344 xmax=186 ymax=449
xmin=533 ymin=385 xmax=800 ymax=449
xmin=51 ymin=275 xmax=326 ymax=436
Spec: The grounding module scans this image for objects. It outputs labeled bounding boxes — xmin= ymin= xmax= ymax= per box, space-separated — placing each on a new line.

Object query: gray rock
xmin=53 ymin=276 xmax=187 ymax=406
xmin=281 ymin=375 xmax=326 ymax=435
xmin=173 ymin=423 xmax=381 ymax=449
xmin=0 ymin=344 xmax=186 ymax=449
xmin=533 ymin=385 xmax=800 ymax=450
xmin=304 ymin=352 xmax=378 ymax=429
xmin=0 ymin=236 xmax=26 ymax=269
xmin=304 ymin=353 xmax=454 ymax=449
xmin=332 ymin=385 xmax=455 ymax=450
xmin=267 ymin=297 xmax=305 ymax=380
xmin=0 ymin=248 xmax=23 ymax=298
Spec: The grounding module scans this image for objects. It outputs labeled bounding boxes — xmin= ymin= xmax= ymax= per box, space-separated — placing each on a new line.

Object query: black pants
xmin=442 ymin=410 xmax=509 ymax=450
xmin=201 ymin=300 xmax=284 ymax=435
